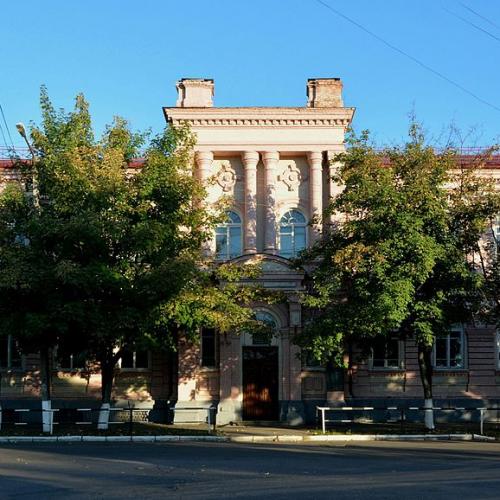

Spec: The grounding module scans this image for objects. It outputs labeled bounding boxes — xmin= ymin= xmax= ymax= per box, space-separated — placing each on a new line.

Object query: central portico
xmin=164 ymin=78 xmax=354 ymax=424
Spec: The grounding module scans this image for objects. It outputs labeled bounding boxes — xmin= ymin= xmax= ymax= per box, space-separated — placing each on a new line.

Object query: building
xmin=165 ymin=78 xmax=353 ymax=424
xmin=1 ymin=78 xmax=499 ymax=424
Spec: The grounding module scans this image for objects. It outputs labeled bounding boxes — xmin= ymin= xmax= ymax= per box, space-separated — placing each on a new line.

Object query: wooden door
xmin=242 ymin=346 xmax=279 ymax=421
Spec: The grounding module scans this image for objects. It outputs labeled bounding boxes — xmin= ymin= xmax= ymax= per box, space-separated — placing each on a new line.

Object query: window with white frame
xmin=433 ymin=328 xmax=466 ymax=369
xmin=56 ymin=349 xmax=87 ymax=371
xmin=0 ymin=335 xmax=22 ymax=370
xmin=496 ymin=331 xmax=500 ymax=370
xmin=493 ymin=214 xmax=500 ymax=243
xmin=279 ymin=209 xmax=307 ymax=258
xmin=215 ymin=210 xmax=242 ymax=260
xmin=370 ymin=337 xmax=403 ymax=369
xmin=119 ymin=349 xmax=150 ymax=370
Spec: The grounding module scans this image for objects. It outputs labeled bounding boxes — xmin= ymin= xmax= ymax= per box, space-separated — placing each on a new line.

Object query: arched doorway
xmin=242 ymin=310 xmax=280 ymax=421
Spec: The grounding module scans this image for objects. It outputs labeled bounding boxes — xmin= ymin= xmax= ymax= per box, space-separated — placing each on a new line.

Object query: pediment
xmin=232 ymin=253 xmax=304 ymax=276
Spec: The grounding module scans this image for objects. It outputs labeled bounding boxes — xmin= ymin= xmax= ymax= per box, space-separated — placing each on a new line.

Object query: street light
xmin=16 ymin=122 xmax=39 ymax=210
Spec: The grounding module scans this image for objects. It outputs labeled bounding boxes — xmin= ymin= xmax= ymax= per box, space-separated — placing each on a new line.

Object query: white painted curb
xmin=0 ymin=433 xmax=495 ymax=444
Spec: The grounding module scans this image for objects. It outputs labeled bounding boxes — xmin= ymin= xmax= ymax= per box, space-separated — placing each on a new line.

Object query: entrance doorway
xmin=242 ymin=346 xmax=279 ymax=420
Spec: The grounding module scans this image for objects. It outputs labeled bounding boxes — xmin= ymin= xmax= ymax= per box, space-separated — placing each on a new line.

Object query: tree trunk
xmin=347 ymin=342 xmax=354 ymax=398
xmin=39 ymin=347 xmax=53 ymax=433
xmin=98 ymin=350 xmax=117 ymax=430
xmin=417 ymin=343 xmax=435 ymax=430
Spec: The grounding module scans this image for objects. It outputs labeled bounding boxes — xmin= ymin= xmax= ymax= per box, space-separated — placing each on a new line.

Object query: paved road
xmin=0 ymin=440 xmax=499 ymax=499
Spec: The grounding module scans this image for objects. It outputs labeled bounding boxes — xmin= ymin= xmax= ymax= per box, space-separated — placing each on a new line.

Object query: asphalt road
xmin=0 ymin=440 xmax=499 ymax=499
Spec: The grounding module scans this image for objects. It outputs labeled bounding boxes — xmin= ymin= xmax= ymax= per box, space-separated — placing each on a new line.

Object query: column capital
xmin=242 ymin=151 xmax=259 ymax=166
xmin=262 ymin=151 xmax=280 ymax=164
xmin=195 ymin=151 xmax=214 ymax=164
xmin=307 ymin=151 xmax=323 ymax=165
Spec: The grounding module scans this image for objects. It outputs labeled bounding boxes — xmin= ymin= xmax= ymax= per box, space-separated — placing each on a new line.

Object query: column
xmin=195 ymin=151 xmax=213 ymax=186
xmin=262 ymin=151 xmax=279 ymax=254
xmin=307 ymin=151 xmax=323 ymax=242
xmin=242 ymin=151 xmax=259 ymax=254
xmin=327 ymin=150 xmax=344 ymax=227
xmin=195 ymin=151 xmax=214 ymax=257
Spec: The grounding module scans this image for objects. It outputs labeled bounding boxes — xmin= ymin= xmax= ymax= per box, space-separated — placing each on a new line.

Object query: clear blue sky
xmin=1 ymin=0 xmax=499 ymax=149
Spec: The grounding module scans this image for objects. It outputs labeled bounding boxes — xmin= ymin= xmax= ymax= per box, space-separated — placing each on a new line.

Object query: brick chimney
xmin=306 ymin=78 xmax=343 ymax=108
xmin=176 ymin=78 xmax=214 ymax=107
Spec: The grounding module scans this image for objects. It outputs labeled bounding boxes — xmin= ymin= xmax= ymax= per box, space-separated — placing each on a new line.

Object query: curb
xmin=0 ymin=433 xmax=495 ymax=444
xmin=228 ymin=433 xmax=495 ymax=443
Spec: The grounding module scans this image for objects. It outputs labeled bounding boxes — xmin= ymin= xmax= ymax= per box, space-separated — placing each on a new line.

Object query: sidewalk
xmin=0 ymin=422 xmax=496 ymax=443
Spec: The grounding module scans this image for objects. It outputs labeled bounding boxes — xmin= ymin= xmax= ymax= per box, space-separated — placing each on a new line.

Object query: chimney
xmin=176 ymin=78 xmax=214 ymax=107
xmin=306 ymin=78 xmax=343 ymax=108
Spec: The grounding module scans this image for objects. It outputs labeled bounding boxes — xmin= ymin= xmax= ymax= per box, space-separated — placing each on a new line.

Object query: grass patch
xmin=0 ymin=422 xmax=214 ymax=437
xmin=313 ymin=421 xmax=500 ymax=439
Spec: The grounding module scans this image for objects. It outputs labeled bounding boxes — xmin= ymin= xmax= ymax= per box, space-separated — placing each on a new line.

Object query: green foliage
xmin=0 ymin=89 xmax=266 ymax=393
xmin=298 ymin=125 xmax=499 ymax=364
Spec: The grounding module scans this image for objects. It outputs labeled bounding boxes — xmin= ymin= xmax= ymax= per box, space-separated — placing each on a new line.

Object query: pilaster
xmin=307 ymin=151 xmax=323 ymax=242
xmin=242 ymin=151 xmax=259 ymax=254
xmin=262 ymin=151 xmax=279 ymax=254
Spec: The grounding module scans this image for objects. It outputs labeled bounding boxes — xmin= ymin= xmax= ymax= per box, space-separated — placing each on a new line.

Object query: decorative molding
xmin=174 ymin=118 xmax=351 ymax=127
xmin=278 ymin=161 xmax=306 ymax=191
xmin=216 ymin=161 xmax=238 ymax=192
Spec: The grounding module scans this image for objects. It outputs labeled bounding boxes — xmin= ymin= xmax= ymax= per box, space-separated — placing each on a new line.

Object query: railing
xmin=317 ymin=405 xmax=499 ymax=435
xmin=0 ymin=404 xmax=217 ymax=435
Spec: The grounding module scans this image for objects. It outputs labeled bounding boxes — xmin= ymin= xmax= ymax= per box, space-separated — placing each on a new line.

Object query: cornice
xmin=164 ymin=106 xmax=355 ymax=128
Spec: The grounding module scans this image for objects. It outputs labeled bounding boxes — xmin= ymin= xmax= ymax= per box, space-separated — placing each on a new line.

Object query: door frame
xmin=242 ymin=345 xmax=280 ymax=420
xmin=239 ymin=310 xmax=283 ymax=403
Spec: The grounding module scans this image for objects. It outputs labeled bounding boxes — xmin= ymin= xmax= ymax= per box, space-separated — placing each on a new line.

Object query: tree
xmin=297 ymin=125 xmax=499 ymax=430
xmin=0 ymin=88 xmax=265 ymax=430
xmin=0 ymin=88 xmax=273 ymax=431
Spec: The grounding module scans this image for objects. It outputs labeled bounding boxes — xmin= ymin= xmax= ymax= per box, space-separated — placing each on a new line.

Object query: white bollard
xmin=479 ymin=408 xmax=485 ymax=435
xmin=42 ymin=400 xmax=53 ymax=434
xmin=97 ymin=403 xmax=111 ymax=430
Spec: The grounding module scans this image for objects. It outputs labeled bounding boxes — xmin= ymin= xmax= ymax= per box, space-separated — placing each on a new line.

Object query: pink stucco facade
xmin=1 ymin=78 xmax=500 ymax=425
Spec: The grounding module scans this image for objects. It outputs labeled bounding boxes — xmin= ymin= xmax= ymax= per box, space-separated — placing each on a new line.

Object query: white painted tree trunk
xmin=97 ymin=403 xmax=111 ymax=430
xmin=424 ymin=398 xmax=435 ymax=430
xmin=42 ymin=399 xmax=53 ymax=434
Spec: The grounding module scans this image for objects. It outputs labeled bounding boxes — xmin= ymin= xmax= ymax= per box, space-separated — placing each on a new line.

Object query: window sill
xmin=119 ymin=368 xmax=151 ymax=373
xmin=433 ymin=369 xmax=468 ymax=376
xmin=54 ymin=368 xmax=89 ymax=374
xmin=199 ymin=366 xmax=219 ymax=372
xmin=302 ymin=367 xmax=326 ymax=372
xmin=368 ymin=368 xmax=405 ymax=374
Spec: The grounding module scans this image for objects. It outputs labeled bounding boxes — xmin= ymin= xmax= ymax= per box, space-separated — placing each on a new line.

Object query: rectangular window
xmin=201 ymin=328 xmax=217 ymax=368
xmin=120 ymin=349 xmax=150 ymax=370
xmin=371 ymin=338 xmax=403 ymax=369
xmin=57 ymin=350 xmax=87 ymax=371
xmin=229 ymin=226 xmax=242 ymax=258
xmin=303 ymin=350 xmax=322 ymax=369
xmin=215 ymin=228 xmax=227 ymax=260
xmin=496 ymin=332 xmax=500 ymax=370
xmin=433 ymin=328 xmax=465 ymax=369
xmin=0 ymin=335 xmax=22 ymax=370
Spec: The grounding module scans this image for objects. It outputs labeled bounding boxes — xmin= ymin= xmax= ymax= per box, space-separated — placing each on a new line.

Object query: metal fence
xmin=317 ymin=406 xmax=500 ymax=435
xmin=0 ymin=405 xmax=217 ymax=435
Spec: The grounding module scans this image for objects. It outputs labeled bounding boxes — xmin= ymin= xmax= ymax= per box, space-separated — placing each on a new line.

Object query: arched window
xmin=253 ymin=311 xmax=278 ymax=345
xmin=279 ymin=209 xmax=307 ymax=258
xmin=215 ymin=210 xmax=242 ymax=260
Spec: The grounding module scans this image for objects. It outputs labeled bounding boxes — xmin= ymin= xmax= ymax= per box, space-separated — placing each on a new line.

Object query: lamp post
xmin=16 ymin=122 xmax=39 ymax=210
xmin=15 ymin=122 xmax=52 ymax=432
